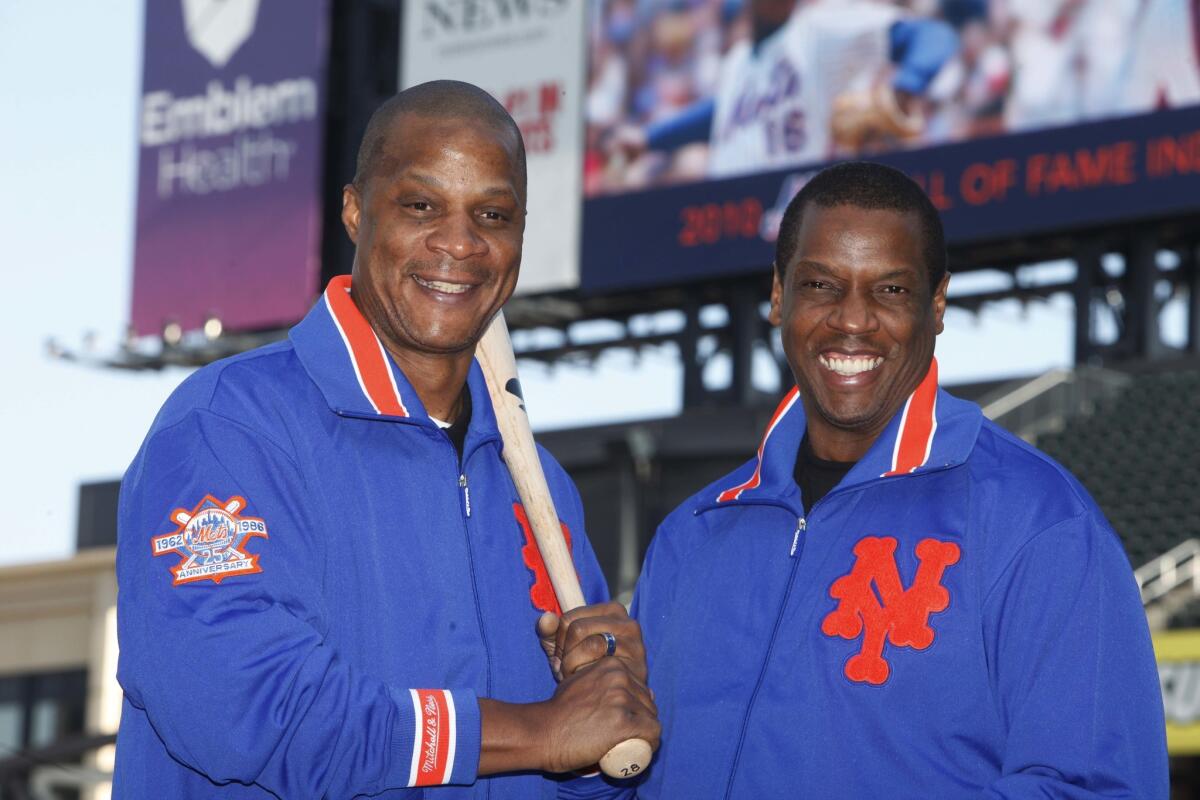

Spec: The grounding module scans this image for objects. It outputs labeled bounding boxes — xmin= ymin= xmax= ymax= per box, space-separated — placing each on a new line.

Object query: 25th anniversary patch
xmin=151 ymin=495 xmax=268 ymax=586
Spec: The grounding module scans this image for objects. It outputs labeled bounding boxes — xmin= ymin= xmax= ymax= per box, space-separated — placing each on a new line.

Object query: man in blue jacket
xmin=114 ymin=80 xmax=658 ymax=798
xmin=630 ymin=161 xmax=1168 ymax=797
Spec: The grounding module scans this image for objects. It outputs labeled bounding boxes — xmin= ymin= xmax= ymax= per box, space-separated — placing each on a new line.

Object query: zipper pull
xmin=459 ymin=473 xmax=471 ymax=518
xmin=790 ymin=517 xmax=806 ymax=557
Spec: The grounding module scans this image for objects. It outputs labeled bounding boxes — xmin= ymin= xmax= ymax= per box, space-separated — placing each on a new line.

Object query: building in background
xmin=0 ymin=547 xmax=118 ymax=800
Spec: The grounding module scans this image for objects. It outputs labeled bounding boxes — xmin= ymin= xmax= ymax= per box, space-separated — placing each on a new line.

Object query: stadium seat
xmin=1027 ymin=364 xmax=1200 ymax=587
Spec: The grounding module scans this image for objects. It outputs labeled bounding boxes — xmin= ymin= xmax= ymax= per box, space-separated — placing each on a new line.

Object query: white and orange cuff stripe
xmin=389 ymin=688 xmax=479 ymax=788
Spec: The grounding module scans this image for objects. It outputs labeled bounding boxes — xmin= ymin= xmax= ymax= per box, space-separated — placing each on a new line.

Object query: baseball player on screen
xmin=1115 ymin=0 xmax=1200 ymax=112
xmin=623 ymin=0 xmax=959 ymax=178
xmin=998 ymin=0 xmax=1142 ymax=129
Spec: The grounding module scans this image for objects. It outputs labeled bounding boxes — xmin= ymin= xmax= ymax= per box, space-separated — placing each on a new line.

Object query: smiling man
xmin=113 ymin=81 xmax=657 ymax=799
xmin=630 ymin=162 xmax=1167 ymax=797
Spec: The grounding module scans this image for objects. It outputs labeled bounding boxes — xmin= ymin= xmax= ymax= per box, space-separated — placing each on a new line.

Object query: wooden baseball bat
xmin=475 ymin=311 xmax=653 ymax=781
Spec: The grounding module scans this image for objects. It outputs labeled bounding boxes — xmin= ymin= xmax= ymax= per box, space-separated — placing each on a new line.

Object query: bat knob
xmin=598 ymin=737 xmax=653 ymax=780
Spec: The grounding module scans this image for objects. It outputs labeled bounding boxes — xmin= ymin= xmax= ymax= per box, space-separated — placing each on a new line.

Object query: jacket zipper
xmin=452 ymin=453 xmax=492 ymax=704
xmin=697 ymin=467 xmax=957 ymax=793
xmin=789 ymin=517 xmax=806 ymax=556
xmin=724 ymin=512 xmax=807 ymax=799
xmin=459 ymin=473 xmax=471 ymax=518
xmin=454 ymin=451 xmax=493 ymax=800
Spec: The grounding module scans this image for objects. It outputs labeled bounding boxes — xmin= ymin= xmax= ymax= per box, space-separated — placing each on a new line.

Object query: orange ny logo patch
xmin=821 ymin=536 xmax=960 ymax=685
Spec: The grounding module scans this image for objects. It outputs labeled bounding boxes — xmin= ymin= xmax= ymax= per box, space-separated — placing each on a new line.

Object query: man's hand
xmin=478 ymin=656 xmax=660 ymax=775
xmin=537 ymin=602 xmax=648 ymax=683
xmin=831 ymin=82 xmax=924 ymax=153
xmin=476 ymin=603 xmax=657 ymax=776
xmin=540 ymin=655 xmax=659 ymax=774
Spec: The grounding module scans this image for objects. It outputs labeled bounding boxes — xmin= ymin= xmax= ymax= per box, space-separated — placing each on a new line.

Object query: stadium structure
xmin=7 ymin=1 xmax=1200 ymax=797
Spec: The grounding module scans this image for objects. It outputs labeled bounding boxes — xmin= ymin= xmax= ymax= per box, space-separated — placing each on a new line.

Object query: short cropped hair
xmin=774 ymin=162 xmax=947 ymax=291
xmin=352 ymin=80 xmax=527 ymax=196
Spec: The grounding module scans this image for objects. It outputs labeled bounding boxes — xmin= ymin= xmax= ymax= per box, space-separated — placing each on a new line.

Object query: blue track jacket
xmin=114 ymin=277 xmax=624 ymax=799
xmin=631 ymin=360 xmax=1167 ymax=798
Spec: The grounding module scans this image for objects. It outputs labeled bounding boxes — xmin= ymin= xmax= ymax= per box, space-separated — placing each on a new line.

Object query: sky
xmin=0 ymin=0 xmax=1144 ymax=568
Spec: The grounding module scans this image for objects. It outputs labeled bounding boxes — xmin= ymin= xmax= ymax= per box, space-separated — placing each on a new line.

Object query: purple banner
xmin=130 ymin=0 xmax=328 ymax=336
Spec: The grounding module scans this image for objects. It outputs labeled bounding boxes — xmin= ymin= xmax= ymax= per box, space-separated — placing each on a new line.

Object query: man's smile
xmin=818 ymin=352 xmax=884 ymax=377
xmin=412 ymin=274 xmax=478 ymax=295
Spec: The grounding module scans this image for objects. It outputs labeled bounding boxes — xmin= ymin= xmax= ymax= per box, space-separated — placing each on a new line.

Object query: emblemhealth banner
xmin=130 ymin=0 xmax=328 ymax=336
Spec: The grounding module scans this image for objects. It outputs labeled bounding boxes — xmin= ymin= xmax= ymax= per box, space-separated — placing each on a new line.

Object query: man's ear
xmin=342 ymin=184 xmax=362 ymax=244
xmin=932 ymin=272 xmax=950 ymax=335
xmin=768 ymin=265 xmax=784 ymax=327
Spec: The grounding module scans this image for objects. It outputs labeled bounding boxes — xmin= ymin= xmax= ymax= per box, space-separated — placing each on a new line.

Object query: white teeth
xmin=414 ymin=276 xmax=472 ymax=294
xmin=819 ymin=354 xmax=882 ymax=376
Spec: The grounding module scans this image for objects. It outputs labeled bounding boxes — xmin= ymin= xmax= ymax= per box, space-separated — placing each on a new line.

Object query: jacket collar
xmin=290 ymin=275 xmax=418 ymax=418
xmin=714 ymin=358 xmax=982 ymax=505
xmin=289 ymin=276 xmax=502 ymax=447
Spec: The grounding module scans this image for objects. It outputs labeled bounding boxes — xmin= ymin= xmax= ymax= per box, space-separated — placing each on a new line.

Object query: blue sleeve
xmin=645 ymin=98 xmax=716 ymax=151
xmin=550 ymin=520 xmax=652 ymax=800
xmin=630 ymin=514 xmax=690 ymax=676
xmin=621 ymin=518 xmax=688 ymax=794
xmin=116 ymin=409 xmax=481 ymax=797
xmin=628 ymin=531 xmax=666 ymax=661
xmin=981 ymin=511 xmax=1168 ymax=798
xmin=888 ymin=18 xmax=958 ymax=95
xmin=544 ymin=457 xmax=636 ymax=800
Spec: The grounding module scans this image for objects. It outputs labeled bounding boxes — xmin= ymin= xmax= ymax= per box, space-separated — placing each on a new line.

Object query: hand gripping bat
xmin=475 ymin=311 xmax=653 ymax=781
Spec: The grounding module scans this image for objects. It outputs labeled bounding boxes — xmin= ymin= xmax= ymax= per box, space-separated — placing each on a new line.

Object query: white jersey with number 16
xmin=708 ymin=0 xmax=899 ymax=178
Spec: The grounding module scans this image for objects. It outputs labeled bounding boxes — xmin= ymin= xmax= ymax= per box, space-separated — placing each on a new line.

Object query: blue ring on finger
xmin=601 ymin=631 xmax=617 ymax=657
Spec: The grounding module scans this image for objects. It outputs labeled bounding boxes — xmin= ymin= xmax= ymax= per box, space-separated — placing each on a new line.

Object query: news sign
xmin=402 ymin=0 xmax=586 ymax=295
xmin=581 ymin=0 xmax=1200 ymax=292
xmin=130 ymin=0 xmax=328 ymax=336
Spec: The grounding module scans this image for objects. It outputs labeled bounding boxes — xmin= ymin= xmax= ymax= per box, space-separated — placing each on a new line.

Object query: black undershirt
xmin=793 ymin=434 xmax=856 ymax=515
xmin=444 ymin=388 xmax=472 ymax=462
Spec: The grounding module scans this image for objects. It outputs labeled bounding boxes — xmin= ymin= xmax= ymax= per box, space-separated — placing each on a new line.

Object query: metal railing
xmin=979 ymin=366 xmax=1130 ymax=442
xmin=1136 ymin=538 xmax=1200 ymax=606
xmin=0 ymin=733 xmax=115 ymax=800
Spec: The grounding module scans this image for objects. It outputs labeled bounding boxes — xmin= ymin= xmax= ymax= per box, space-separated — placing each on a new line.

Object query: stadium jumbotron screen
xmin=580 ymin=0 xmax=1200 ymax=292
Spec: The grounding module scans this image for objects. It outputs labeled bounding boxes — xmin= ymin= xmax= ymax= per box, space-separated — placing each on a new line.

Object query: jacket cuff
xmin=388 ymin=688 xmax=481 ymax=788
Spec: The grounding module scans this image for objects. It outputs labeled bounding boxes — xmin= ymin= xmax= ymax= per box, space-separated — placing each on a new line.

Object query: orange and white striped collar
xmin=290 ymin=275 xmax=418 ymax=419
xmin=716 ymin=387 xmax=801 ymax=503
xmin=882 ymin=358 xmax=940 ymax=477
xmin=714 ymin=359 xmax=981 ymax=504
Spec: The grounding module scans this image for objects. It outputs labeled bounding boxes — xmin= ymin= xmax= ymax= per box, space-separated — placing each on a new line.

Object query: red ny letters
xmin=821 ymin=536 xmax=961 ymax=685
